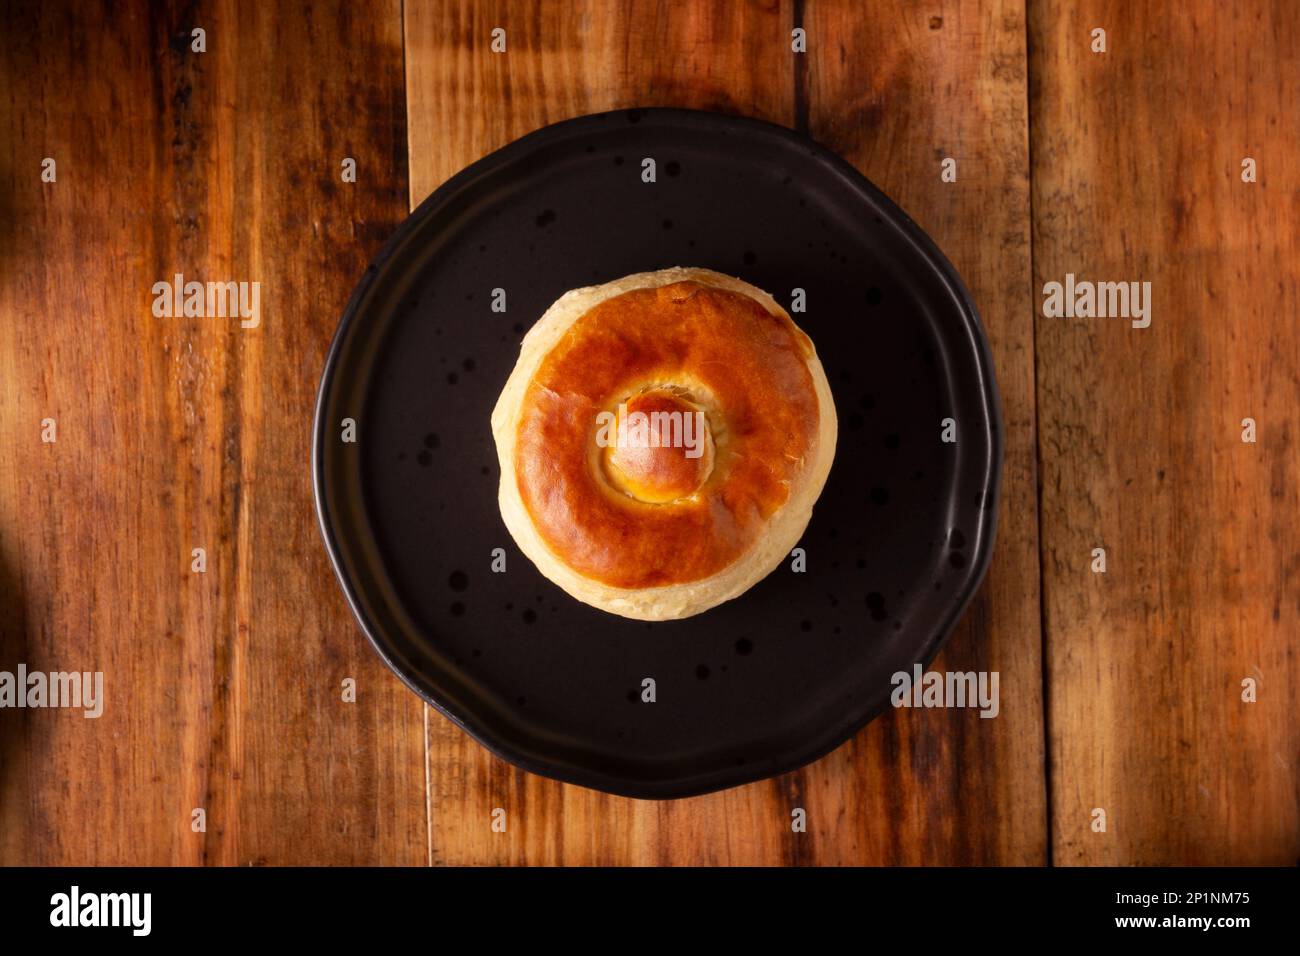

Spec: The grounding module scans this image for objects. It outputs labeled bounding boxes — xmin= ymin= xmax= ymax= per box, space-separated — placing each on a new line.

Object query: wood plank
xmin=0 ymin=0 xmax=426 ymax=864
xmin=803 ymin=0 xmax=1046 ymax=863
xmin=1028 ymin=0 xmax=1300 ymax=863
xmin=407 ymin=0 xmax=1045 ymax=864
xmin=407 ymin=0 xmax=799 ymax=865
xmin=405 ymin=0 xmax=796 ymax=208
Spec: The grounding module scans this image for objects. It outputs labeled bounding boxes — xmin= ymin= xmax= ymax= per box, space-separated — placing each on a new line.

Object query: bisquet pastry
xmin=491 ymin=267 xmax=837 ymax=621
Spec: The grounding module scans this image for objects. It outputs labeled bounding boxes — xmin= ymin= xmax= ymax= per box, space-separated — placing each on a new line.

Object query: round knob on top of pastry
xmin=601 ymin=386 xmax=715 ymax=504
xmin=491 ymin=267 xmax=838 ymax=621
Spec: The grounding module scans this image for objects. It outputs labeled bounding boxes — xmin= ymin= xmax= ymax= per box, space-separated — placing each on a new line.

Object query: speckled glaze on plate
xmin=312 ymin=108 xmax=1002 ymax=799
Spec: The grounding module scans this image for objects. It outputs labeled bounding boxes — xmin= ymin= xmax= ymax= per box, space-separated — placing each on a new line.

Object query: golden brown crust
xmin=513 ymin=279 xmax=821 ymax=589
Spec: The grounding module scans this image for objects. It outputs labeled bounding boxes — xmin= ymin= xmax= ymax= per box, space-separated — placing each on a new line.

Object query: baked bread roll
xmin=491 ymin=267 xmax=837 ymax=620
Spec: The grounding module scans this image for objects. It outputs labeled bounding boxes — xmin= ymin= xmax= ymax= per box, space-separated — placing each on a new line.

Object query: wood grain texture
xmin=0 ymin=0 xmax=426 ymax=864
xmin=407 ymin=0 xmax=801 ymax=867
xmin=406 ymin=0 xmax=1045 ymax=865
xmin=803 ymin=0 xmax=1046 ymax=864
xmin=2 ymin=0 xmax=1293 ymax=867
xmin=1028 ymin=1 xmax=1300 ymax=864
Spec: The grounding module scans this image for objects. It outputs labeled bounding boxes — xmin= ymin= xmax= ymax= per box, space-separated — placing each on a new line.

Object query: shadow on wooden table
xmin=0 ymin=542 xmax=31 ymax=821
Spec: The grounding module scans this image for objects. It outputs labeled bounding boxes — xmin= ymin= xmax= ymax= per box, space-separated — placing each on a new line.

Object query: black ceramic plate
xmin=313 ymin=108 xmax=1002 ymax=799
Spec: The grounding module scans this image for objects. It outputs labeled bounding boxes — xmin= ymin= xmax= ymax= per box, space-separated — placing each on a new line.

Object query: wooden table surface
xmin=0 ymin=0 xmax=1294 ymax=866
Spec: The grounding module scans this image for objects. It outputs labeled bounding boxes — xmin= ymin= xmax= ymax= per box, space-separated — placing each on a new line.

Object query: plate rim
xmin=311 ymin=106 xmax=1005 ymax=799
